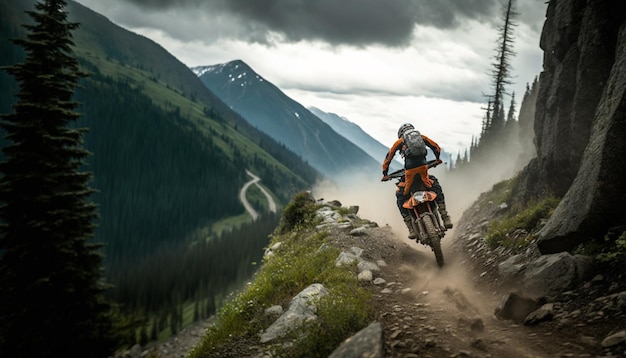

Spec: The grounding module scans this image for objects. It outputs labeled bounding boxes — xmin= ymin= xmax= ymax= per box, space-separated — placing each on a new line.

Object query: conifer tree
xmin=480 ymin=98 xmax=493 ymax=139
xmin=0 ymin=1 xmax=118 ymax=357
xmin=506 ymin=92 xmax=517 ymax=124
xmin=487 ymin=0 xmax=518 ymax=135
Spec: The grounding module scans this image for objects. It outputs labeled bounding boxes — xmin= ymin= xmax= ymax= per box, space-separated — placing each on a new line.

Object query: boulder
xmin=521 ymin=252 xmax=593 ymax=298
xmin=498 ymin=254 xmax=527 ymax=282
xmin=264 ymin=305 xmax=284 ymax=317
xmin=524 ymin=303 xmax=555 ymax=325
xmin=328 ymin=322 xmax=384 ymax=358
xmin=358 ymin=270 xmax=373 ymax=283
xmin=601 ymin=330 xmax=626 ymax=349
xmin=260 ymin=283 xmax=329 ymax=343
xmin=317 ymin=206 xmax=343 ymax=224
xmin=495 ymin=292 xmax=540 ymax=324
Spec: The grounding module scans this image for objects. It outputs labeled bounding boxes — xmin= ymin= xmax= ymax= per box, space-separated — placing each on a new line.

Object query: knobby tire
xmin=423 ymin=215 xmax=444 ymax=267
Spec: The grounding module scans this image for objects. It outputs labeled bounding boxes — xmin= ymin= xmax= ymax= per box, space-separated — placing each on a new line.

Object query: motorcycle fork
xmin=411 ymin=205 xmax=429 ymax=242
xmin=424 ymin=202 xmax=444 ymax=234
xmin=413 ymin=203 xmax=438 ymax=239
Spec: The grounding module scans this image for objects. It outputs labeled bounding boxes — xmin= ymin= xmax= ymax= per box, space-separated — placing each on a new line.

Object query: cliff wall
xmin=514 ymin=0 xmax=626 ymax=253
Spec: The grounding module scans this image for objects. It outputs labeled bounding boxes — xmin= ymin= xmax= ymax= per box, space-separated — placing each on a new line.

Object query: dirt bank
xmin=138 ymin=196 xmax=625 ymax=358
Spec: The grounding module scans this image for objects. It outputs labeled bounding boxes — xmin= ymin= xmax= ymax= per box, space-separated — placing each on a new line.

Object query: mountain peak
xmin=190 ymin=59 xmax=262 ymax=84
xmin=196 ymin=60 xmax=381 ymax=177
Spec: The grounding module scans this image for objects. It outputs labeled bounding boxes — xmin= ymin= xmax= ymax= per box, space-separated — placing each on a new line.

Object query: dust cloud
xmin=310 ymin=153 xmax=521 ymax=247
xmin=311 ymin=170 xmax=407 ymax=238
xmin=311 ymin=151 xmax=531 ymax=321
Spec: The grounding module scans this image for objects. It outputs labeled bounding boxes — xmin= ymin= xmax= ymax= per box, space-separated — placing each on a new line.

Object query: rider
xmin=381 ymin=123 xmax=453 ymax=239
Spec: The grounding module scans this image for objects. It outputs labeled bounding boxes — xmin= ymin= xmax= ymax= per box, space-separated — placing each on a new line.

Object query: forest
xmin=0 ymin=1 xmax=322 ymax=354
xmin=75 ymin=70 xmax=245 ymax=264
xmin=450 ymin=0 xmax=536 ymax=182
xmin=73 ymin=65 xmax=320 ymax=343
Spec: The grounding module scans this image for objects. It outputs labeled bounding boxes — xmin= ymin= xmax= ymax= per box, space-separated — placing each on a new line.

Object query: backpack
xmin=402 ymin=129 xmax=427 ymax=158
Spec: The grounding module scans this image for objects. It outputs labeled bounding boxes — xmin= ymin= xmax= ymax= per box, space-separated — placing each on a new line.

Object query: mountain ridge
xmin=193 ymin=59 xmax=381 ymax=179
xmin=308 ymin=106 xmax=404 ymax=170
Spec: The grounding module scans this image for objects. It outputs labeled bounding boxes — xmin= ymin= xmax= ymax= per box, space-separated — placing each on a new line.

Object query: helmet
xmin=397 ymin=123 xmax=414 ymax=138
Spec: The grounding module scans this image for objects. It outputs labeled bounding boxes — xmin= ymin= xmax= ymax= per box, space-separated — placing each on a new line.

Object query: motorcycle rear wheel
xmin=423 ymin=215 xmax=444 ymax=267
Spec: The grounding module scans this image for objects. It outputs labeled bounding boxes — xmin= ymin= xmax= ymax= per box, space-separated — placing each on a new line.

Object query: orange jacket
xmin=382 ymin=134 xmax=441 ymax=173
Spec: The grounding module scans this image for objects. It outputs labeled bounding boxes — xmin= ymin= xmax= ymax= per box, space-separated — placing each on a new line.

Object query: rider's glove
xmin=382 ymin=170 xmax=388 ymax=176
xmin=435 ymin=158 xmax=443 ymax=165
xmin=381 ymin=175 xmax=389 ymax=182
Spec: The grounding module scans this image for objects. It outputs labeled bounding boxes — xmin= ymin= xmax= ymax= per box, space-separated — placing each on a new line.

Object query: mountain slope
xmin=1 ymin=0 xmax=320 ymax=265
xmin=193 ymin=60 xmax=381 ymax=178
xmin=308 ymin=106 xmax=404 ymax=170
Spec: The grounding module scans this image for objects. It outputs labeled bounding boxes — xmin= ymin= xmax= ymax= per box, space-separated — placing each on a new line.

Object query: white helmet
xmin=397 ymin=123 xmax=414 ymax=138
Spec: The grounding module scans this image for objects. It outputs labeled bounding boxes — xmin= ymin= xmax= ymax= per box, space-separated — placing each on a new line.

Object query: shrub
xmin=276 ymin=191 xmax=318 ymax=234
xmin=477 ymin=176 xmax=517 ymax=207
xmin=576 ymin=227 xmax=626 ymax=274
xmin=487 ymin=197 xmax=560 ymax=249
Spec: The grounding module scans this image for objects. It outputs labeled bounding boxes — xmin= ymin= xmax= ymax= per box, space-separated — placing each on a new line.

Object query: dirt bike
xmin=383 ymin=160 xmax=446 ymax=267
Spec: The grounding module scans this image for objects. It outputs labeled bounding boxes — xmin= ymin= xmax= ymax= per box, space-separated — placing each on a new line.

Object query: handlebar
xmin=383 ymin=159 xmax=443 ymax=181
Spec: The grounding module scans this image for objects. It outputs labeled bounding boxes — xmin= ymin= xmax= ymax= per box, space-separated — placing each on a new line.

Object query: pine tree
xmin=506 ymin=92 xmax=517 ymax=124
xmin=487 ymin=0 xmax=518 ymax=136
xmin=480 ymin=98 xmax=493 ymax=140
xmin=0 ymin=1 xmax=118 ymax=357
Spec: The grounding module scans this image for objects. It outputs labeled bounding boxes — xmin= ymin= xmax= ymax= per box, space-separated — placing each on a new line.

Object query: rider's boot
xmin=403 ymin=216 xmax=417 ymax=239
xmin=438 ymin=203 xmax=453 ymax=229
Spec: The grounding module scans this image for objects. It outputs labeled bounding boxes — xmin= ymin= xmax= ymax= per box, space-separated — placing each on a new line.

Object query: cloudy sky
xmin=74 ymin=0 xmax=547 ymax=158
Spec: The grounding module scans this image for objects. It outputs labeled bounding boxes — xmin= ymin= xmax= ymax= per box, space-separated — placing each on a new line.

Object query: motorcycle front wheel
xmin=423 ymin=215 xmax=444 ymax=267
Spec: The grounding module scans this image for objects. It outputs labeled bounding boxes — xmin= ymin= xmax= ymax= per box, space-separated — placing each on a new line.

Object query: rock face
xmin=260 ymin=283 xmax=329 ymax=343
xmin=494 ymin=292 xmax=541 ymax=324
xmin=328 ymin=322 xmax=384 ymax=358
xmin=521 ymin=252 xmax=594 ymax=297
xmin=514 ymin=0 xmax=626 ymax=253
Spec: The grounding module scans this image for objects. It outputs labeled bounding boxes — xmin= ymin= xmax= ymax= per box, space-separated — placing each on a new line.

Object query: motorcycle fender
xmin=403 ymin=191 xmax=438 ymax=209
xmin=402 ymin=197 xmax=417 ymax=209
xmin=406 ymin=191 xmax=438 ymax=206
xmin=422 ymin=191 xmax=438 ymax=202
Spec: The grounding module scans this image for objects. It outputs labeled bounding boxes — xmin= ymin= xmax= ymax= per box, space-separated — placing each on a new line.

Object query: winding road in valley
xmin=239 ymin=170 xmax=277 ymax=220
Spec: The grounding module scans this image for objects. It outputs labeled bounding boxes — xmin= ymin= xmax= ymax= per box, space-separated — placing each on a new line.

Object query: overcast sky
xmin=73 ymin=0 xmax=547 ymax=159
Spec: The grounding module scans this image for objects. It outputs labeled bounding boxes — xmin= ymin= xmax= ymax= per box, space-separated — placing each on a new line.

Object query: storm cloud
xmin=108 ymin=0 xmax=508 ymax=46
xmin=71 ymin=0 xmax=546 ymax=157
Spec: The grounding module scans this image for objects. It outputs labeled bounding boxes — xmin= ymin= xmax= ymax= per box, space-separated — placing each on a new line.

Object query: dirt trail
xmin=368 ymin=229 xmax=571 ymax=357
xmin=144 ymin=210 xmax=613 ymax=358
xmin=328 ymin=224 xmax=591 ymax=358
xmin=239 ymin=170 xmax=277 ymax=220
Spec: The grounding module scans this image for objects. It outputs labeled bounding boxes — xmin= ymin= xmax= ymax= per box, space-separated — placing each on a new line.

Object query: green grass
xmin=188 ymin=192 xmax=374 ymax=358
xmin=209 ymin=213 xmax=253 ymax=237
xmin=192 ymin=183 xmax=281 ymax=240
xmin=133 ymin=299 xmax=205 ymax=344
xmin=152 ymin=301 xmax=197 ymax=341
xmin=244 ymin=182 xmax=280 ymax=214
xmin=575 ymin=228 xmax=626 ymax=273
xmin=487 ymin=197 xmax=561 ymax=249
xmin=482 ymin=176 xmax=517 ymax=206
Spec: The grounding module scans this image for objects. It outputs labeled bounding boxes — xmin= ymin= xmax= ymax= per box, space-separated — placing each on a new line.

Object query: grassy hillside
xmin=0 ymin=0 xmax=322 ymax=344
xmin=189 ymin=193 xmax=375 ymax=358
xmin=1 ymin=0 xmax=320 ymax=261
